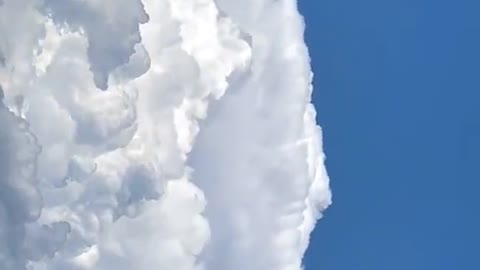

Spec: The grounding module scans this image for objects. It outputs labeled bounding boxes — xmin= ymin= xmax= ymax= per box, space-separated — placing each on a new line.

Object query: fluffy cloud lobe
xmin=0 ymin=0 xmax=331 ymax=269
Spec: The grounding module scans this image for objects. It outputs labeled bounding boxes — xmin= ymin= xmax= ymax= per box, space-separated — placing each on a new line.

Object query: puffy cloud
xmin=188 ymin=2 xmax=331 ymax=268
xmin=0 ymin=98 xmax=71 ymax=269
xmin=0 ymin=0 xmax=330 ymax=269
xmin=41 ymin=0 xmax=150 ymax=90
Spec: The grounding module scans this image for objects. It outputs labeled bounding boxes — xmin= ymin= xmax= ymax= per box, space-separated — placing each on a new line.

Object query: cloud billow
xmin=0 ymin=0 xmax=331 ymax=269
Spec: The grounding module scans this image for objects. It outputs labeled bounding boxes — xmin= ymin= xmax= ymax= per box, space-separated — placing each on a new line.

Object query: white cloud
xmin=0 ymin=0 xmax=331 ymax=269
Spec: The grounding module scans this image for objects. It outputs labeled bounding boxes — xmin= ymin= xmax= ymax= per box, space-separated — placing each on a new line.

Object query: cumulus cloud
xmin=0 ymin=94 xmax=71 ymax=269
xmin=0 ymin=0 xmax=331 ymax=269
xmin=40 ymin=0 xmax=150 ymax=90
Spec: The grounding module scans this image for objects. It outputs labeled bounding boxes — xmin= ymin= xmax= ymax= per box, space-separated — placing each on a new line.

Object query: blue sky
xmin=300 ymin=0 xmax=480 ymax=269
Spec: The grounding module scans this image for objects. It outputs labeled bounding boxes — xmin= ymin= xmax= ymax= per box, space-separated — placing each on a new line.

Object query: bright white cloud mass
xmin=0 ymin=0 xmax=331 ymax=269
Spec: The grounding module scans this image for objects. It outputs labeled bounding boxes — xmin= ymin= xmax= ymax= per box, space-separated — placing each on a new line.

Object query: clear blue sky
xmin=300 ymin=0 xmax=480 ymax=269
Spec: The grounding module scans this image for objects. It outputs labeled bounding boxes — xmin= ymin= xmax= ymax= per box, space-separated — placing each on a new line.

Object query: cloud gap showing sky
xmin=0 ymin=0 xmax=331 ymax=269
